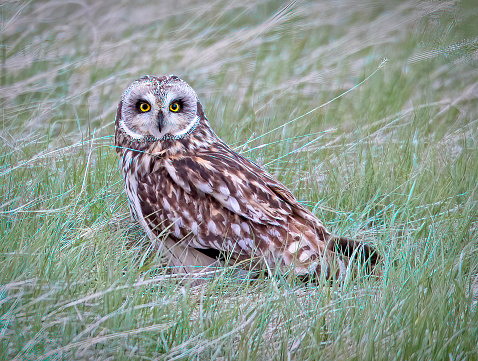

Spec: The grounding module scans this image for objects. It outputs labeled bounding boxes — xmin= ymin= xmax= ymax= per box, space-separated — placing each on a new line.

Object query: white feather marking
xmin=260 ymin=234 xmax=271 ymax=243
xmin=119 ymin=118 xmax=144 ymax=139
xmin=231 ymin=224 xmax=241 ymax=236
xmin=173 ymin=222 xmax=181 ymax=237
xmin=189 ymin=239 xmax=201 ymax=248
xmin=213 ymin=192 xmax=228 ymax=205
xmin=197 ymin=213 xmax=203 ymax=222
xmin=241 ymin=222 xmax=250 ymax=233
xmin=269 ymin=228 xmax=281 ymax=237
xmin=141 ymin=155 xmax=151 ymax=174
xmin=197 ymin=238 xmax=207 ymax=248
xmin=207 ymin=220 xmax=217 ymax=234
xmin=238 ymin=238 xmax=253 ymax=250
xmin=164 ymin=161 xmax=178 ymax=182
xmin=293 ymin=266 xmax=309 ymax=275
xmin=299 ymin=252 xmax=311 ymax=263
xmin=228 ymin=197 xmax=240 ymax=213
xmin=244 ymin=239 xmax=253 ymax=249
xmin=196 ymin=182 xmax=213 ymax=193
xmin=163 ymin=197 xmax=170 ymax=211
xmin=256 ymin=210 xmax=265 ymax=219
xmin=229 ymin=173 xmax=244 ymax=185
xmin=176 ymin=217 xmax=184 ymax=227
xmin=219 ymin=185 xmax=230 ymax=196
xmin=172 ymin=187 xmax=180 ymax=201
xmin=288 ymin=241 xmax=300 ymax=254
xmin=123 ymin=152 xmax=132 ymax=169
xmin=191 ymin=221 xmax=198 ymax=234
xmin=152 ymin=161 xmax=162 ymax=173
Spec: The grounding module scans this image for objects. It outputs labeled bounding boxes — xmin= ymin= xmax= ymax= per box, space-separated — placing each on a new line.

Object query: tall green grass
xmin=1 ymin=0 xmax=477 ymax=359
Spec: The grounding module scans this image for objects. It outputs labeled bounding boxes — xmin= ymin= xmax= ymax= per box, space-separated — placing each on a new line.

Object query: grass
xmin=1 ymin=0 xmax=478 ymax=359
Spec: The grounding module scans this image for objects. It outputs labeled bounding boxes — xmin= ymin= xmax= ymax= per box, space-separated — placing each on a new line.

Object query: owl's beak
xmin=157 ymin=110 xmax=165 ymax=132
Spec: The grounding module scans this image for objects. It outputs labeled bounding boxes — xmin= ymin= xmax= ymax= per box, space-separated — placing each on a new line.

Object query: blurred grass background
xmin=1 ymin=0 xmax=478 ymax=359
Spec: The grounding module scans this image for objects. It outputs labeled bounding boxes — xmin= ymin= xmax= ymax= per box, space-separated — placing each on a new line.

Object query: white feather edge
xmin=119 ymin=118 xmax=144 ymax=139
xmin=171 ymin=115 xmax=200 ymax=138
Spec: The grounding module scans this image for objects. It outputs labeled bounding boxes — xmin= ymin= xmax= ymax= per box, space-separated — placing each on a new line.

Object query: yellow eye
xmin=138 ymin=101 xmax=151 ymax=113
xmin=169 ymin=101 xmax=181 ymax=112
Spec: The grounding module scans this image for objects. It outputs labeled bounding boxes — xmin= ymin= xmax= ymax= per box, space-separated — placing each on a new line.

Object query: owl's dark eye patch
xmin=136 ymin=100 xmax=151 ymax=113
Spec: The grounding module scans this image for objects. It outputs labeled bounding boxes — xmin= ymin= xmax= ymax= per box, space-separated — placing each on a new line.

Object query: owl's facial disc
xmin=120 ymin=81 xmax=160 ymax=140
xmin=160 ymin=82 xmax=199 ymax=138
xmin=119 ymin=76 xmax=200 ymax=141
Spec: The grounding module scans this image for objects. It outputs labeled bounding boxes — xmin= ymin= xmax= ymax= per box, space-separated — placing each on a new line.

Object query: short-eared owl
xmin=115 ymin=75 xmax=377 ymax=278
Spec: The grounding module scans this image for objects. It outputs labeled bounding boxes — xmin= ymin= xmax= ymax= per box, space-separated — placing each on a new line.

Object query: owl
xmin=114 ymin=75 xmax=378 ymax=279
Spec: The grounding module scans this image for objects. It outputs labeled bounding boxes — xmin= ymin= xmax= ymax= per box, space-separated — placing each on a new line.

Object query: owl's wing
xmin=164 ymin=143 xmax=325 ymax=230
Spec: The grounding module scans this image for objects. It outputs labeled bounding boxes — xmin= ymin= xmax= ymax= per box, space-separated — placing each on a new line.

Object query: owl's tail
xmin=320 ymin=235 xmax=380 ymax=280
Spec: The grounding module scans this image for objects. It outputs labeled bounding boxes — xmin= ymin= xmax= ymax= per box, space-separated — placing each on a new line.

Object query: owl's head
xmin=116 ymin=75 xmax=202 ymax=141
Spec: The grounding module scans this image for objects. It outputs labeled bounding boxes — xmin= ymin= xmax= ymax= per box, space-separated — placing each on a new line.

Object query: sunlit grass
xmin=1 ymin=0 xmax=478 ymax=359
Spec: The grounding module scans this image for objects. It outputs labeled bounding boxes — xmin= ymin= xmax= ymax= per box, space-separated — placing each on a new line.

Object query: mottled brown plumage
xmin=114 ymin=75 xmax=377 ymax=278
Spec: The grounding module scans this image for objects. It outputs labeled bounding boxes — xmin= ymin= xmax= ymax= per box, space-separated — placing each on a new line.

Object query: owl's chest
xmin=120 ymin=151 xmax=155 ymax=222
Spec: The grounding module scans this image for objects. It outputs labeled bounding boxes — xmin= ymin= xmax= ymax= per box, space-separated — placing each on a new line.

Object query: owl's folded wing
xmin=164 ymin=144 xmax=326 ymax=232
